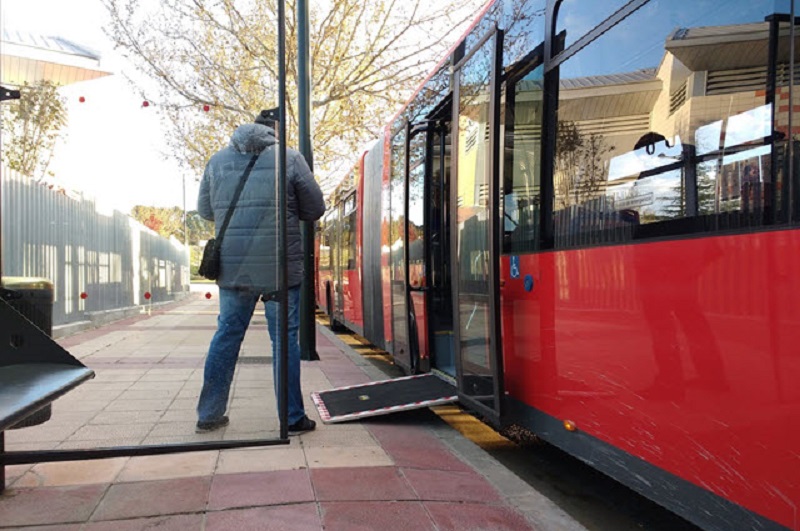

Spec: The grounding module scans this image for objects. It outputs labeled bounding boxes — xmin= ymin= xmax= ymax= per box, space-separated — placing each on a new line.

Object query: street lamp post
xmin=298 ymin=0 xmax=319 ymax=361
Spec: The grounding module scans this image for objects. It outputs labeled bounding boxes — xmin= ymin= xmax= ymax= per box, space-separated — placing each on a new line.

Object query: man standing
xmin=196 ymin=110 xmax=325 ymax=434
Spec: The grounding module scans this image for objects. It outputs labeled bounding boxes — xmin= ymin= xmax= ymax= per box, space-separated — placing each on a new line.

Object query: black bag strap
xmin=215 ymin=153 xmax=260 ymax=246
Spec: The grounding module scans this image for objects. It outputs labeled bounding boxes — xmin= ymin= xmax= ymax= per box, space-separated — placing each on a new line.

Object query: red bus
xmin=316 ymin=1 xmax=800 ymax=530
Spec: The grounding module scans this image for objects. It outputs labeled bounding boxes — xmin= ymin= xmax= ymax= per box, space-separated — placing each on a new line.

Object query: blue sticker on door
xmin=510 ymin=256 xmax=520 ymax=279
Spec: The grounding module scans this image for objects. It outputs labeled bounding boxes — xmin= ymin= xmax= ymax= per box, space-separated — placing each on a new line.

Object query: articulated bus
xmin=317 ymin=1 xmax=800 ymax=529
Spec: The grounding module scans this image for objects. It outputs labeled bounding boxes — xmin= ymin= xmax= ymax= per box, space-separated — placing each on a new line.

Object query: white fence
xmin=1 ymin=167 xmax=190 ymax=327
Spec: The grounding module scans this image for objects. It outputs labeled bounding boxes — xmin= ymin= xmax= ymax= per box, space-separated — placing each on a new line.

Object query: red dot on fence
xmin=205 ymin=292 xmax=212 ymax=299
xmin=142 ymin=100 xmax=150 ymax=107
xmin=79 ymin=96 xmax=86 ymax=103
xmin=203 ymin=104 xmax=210 ymax=112
xmin=144 ymin=292 xmax=151 ymax=300
xmin=80 ymin=292 xmax=88 ymax=300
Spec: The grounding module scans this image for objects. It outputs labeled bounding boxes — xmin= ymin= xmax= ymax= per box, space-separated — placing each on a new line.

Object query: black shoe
xmin=196 ymin=415 xmax=229 ymax=433
xmin=288 ymin=415 xmax=316 ymax=435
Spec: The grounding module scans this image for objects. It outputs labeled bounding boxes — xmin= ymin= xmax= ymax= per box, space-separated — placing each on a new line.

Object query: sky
xmin=1 ymin=0 xmax=199 ymax=214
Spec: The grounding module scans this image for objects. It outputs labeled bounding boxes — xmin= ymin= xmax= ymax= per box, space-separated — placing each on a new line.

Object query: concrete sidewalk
xmin=0 ymin=293 xmax=584 ymax=530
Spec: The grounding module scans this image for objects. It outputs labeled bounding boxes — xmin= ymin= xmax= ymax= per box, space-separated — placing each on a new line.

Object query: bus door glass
xmin=407 ymin=127 xmax=428 ymax=372
xmin=320 ymin=210 xmax=336 ymax=315
xmin=453 ymin=29 xmax=504 ymax=421
xmin=428 ymin=117 xmax=455 ymax=376
xmin=333 ymin=202 xmax=345 ymax=323
xmin=389 ymin=128 xmax=411 ymax=370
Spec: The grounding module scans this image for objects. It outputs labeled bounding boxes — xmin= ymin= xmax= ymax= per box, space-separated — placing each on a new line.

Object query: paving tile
xmin=167 ymin=398 xmax=197 ymax=410
xmin=91 ymin=477 xmax=211 ymax=521
xmin=217 ymin=447 xmax=306 ymax=474
xmin=88 ymin=372 xmax=144 ymax=383
xmin=117 ymin=389 xmax=181 ymax=401
xmin=103 ymin=399 xmax=172 ymax=412
xmin=223 ymin=428 xmax=284 ymax=439
xmin=325 ymin=376 xmax=373 ymax=388
xmin=69 ymin=423 xmax=155 ymax=441
xmin=50 ymin=399 xmax=109 ymax=412
xmin=4 ymin=464 xmax=33 ymax=484
xmin=83 ymin=514 xmax=205 ymax=530
xmin=4 ymin=424 xmax=79 ymax=443
xmin=424 ymin=501 xmax=536 ymax=530
xmin=298 ymin=427 xmax=377 ymax=447
xmin=382 ymin=440 xmax=475 ymax=472
xmin=139 ymin=371 xmax=195 ymax=382
xmin=311 ymin=467 xmax=417 ymax=501
xmin=223 ymin=417 xmax=280 ymax=434
xmin=368 ymin=424 xmax=474 ymax=472
xmin=58 ymin=437 xmax=145 ymax=449
xmin=89 ymin=410 xmax=163 ymax=425
xmin=208 ymin=470 xmax=314 ymax=510
xmin=116 ymin=450 xmax=218 ymax=482
xmin=231 ymin=379 xmax=272 ymax=389
xmin=12 ymin=457 xmax=128 ymax=487
xmin=147 ymin=421 xmax=200 ymax=437
xmin=229 ymin=386 xmax=272 ymax=398
xmin=4 ymin=525 xmax=82 ymax=531
xmin=402 ymin=468 xmax=502 ymax=503
xmin=205 ymin=503 xmax=321 ymax=531
xmin=0 ymin=484 xmax=105 ymax=527
xmin=304 ymin=446 xmax=393 ymax=469
xmin=316 ymin=335 xmax=336 ymax=348
xmin=45 ymin=410 xmax=101 ymax=425
xmin=65 ymin=390 xmax=125 ymax=402
xmin=320 ymin=501 xmax=436 ymax=531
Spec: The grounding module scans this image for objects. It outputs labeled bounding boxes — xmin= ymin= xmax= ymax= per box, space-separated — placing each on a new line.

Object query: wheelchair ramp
xmin=311 ymin=373 xmax=458 ymax=423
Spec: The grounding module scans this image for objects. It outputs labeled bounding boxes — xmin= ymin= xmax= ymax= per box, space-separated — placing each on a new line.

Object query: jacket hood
xmin=230 ymin=123 xmax=276 ymax=153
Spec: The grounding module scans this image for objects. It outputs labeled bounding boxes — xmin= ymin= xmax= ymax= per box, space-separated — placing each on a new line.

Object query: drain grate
xmin=237 ymin=356 xmax=272 ymax=365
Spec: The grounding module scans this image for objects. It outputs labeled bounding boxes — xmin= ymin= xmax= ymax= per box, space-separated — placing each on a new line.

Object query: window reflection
xmin=553 ymin=0 xmax=790 ymax=247
xmin=340 ymin=196 xmax=357 ymax=270
xmin=503 ymin=64 xmax=543 ymax=253
xmin=555 ymin=0 xmax=632 ymax=53
xmin=408 ymin=134 xmax=426 ymax=287
xmin=456 ymin=34 xmax=497 ymax=405
xmin=389 ymin=131 xmax=409 ymax=355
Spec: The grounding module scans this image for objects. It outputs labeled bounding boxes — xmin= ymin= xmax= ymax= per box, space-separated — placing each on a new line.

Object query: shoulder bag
xmin=198 ymin=154 xmax=260 ymax=280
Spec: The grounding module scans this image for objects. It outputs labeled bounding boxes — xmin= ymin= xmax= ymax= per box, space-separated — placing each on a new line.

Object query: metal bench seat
xmin=0 ymin=363 xmax=94 ymax=432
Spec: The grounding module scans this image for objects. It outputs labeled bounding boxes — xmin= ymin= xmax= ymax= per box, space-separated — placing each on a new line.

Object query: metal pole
xmin=278 ymin=0 xmax=289 ymax=439
xmin=298 ymin=0 xmax=319 ymax=361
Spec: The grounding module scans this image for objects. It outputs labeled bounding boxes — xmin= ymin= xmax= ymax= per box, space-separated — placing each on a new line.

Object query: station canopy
xmin=1 ymin=29 xmax=111 ymax=87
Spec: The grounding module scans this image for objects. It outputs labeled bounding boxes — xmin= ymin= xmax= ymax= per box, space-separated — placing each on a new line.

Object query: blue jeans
xmin=197 ymin=286 xmax=306 ymax=425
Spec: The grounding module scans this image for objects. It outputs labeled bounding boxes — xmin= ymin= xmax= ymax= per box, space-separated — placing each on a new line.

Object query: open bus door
xmin=405 ymin=101 xmax=455 ymax=378
xmin=451 ymin=29 xmax=504 ymax=424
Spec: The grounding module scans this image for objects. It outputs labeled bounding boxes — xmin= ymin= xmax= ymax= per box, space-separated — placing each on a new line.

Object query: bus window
xmin=503 ymin=63 xmax=544 ymax=253
xmin=552 ymin=0 xmax=785 ymax=248
xmin=554 ymin=0 xmax=631 ymax=54
xmin=343 ymin=195 xmax=357 ymax=270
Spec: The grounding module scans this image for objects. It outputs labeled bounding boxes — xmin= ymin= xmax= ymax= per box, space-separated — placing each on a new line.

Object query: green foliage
xmin=186 ymin=211 xmax=215 ymax=244
xmin=130 ymin=205 xmax=215 ymax=245
xmin=1 ymin=81 xmax=67 ymax=179
xmin=131 ymin=205 xmax=184 ymax=239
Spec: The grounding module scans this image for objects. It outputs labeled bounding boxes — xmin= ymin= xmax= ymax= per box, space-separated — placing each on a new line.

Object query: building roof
xmin=1 ymin=28 xmax=111 ymax=86
xmin=560 ymin=68 xmax=658 ymax=90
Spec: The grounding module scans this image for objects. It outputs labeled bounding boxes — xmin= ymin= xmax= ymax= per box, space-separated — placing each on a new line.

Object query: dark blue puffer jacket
xmin=197 ymin=123 xmax=325 ymax=292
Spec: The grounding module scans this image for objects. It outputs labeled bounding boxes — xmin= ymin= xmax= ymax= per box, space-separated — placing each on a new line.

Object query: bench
xmin=0 ymin=297 xmax=94 ymax=491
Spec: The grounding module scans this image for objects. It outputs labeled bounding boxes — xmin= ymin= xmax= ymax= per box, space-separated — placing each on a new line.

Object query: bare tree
xmin=554 ymin=120 xmax=614 ymax=208
xmin=102 ymin=0 xmax=486 ymax=191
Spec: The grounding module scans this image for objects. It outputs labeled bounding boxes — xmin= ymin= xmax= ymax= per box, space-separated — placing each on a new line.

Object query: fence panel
xmin=1 ymin=167 xmax=189 ymax=327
